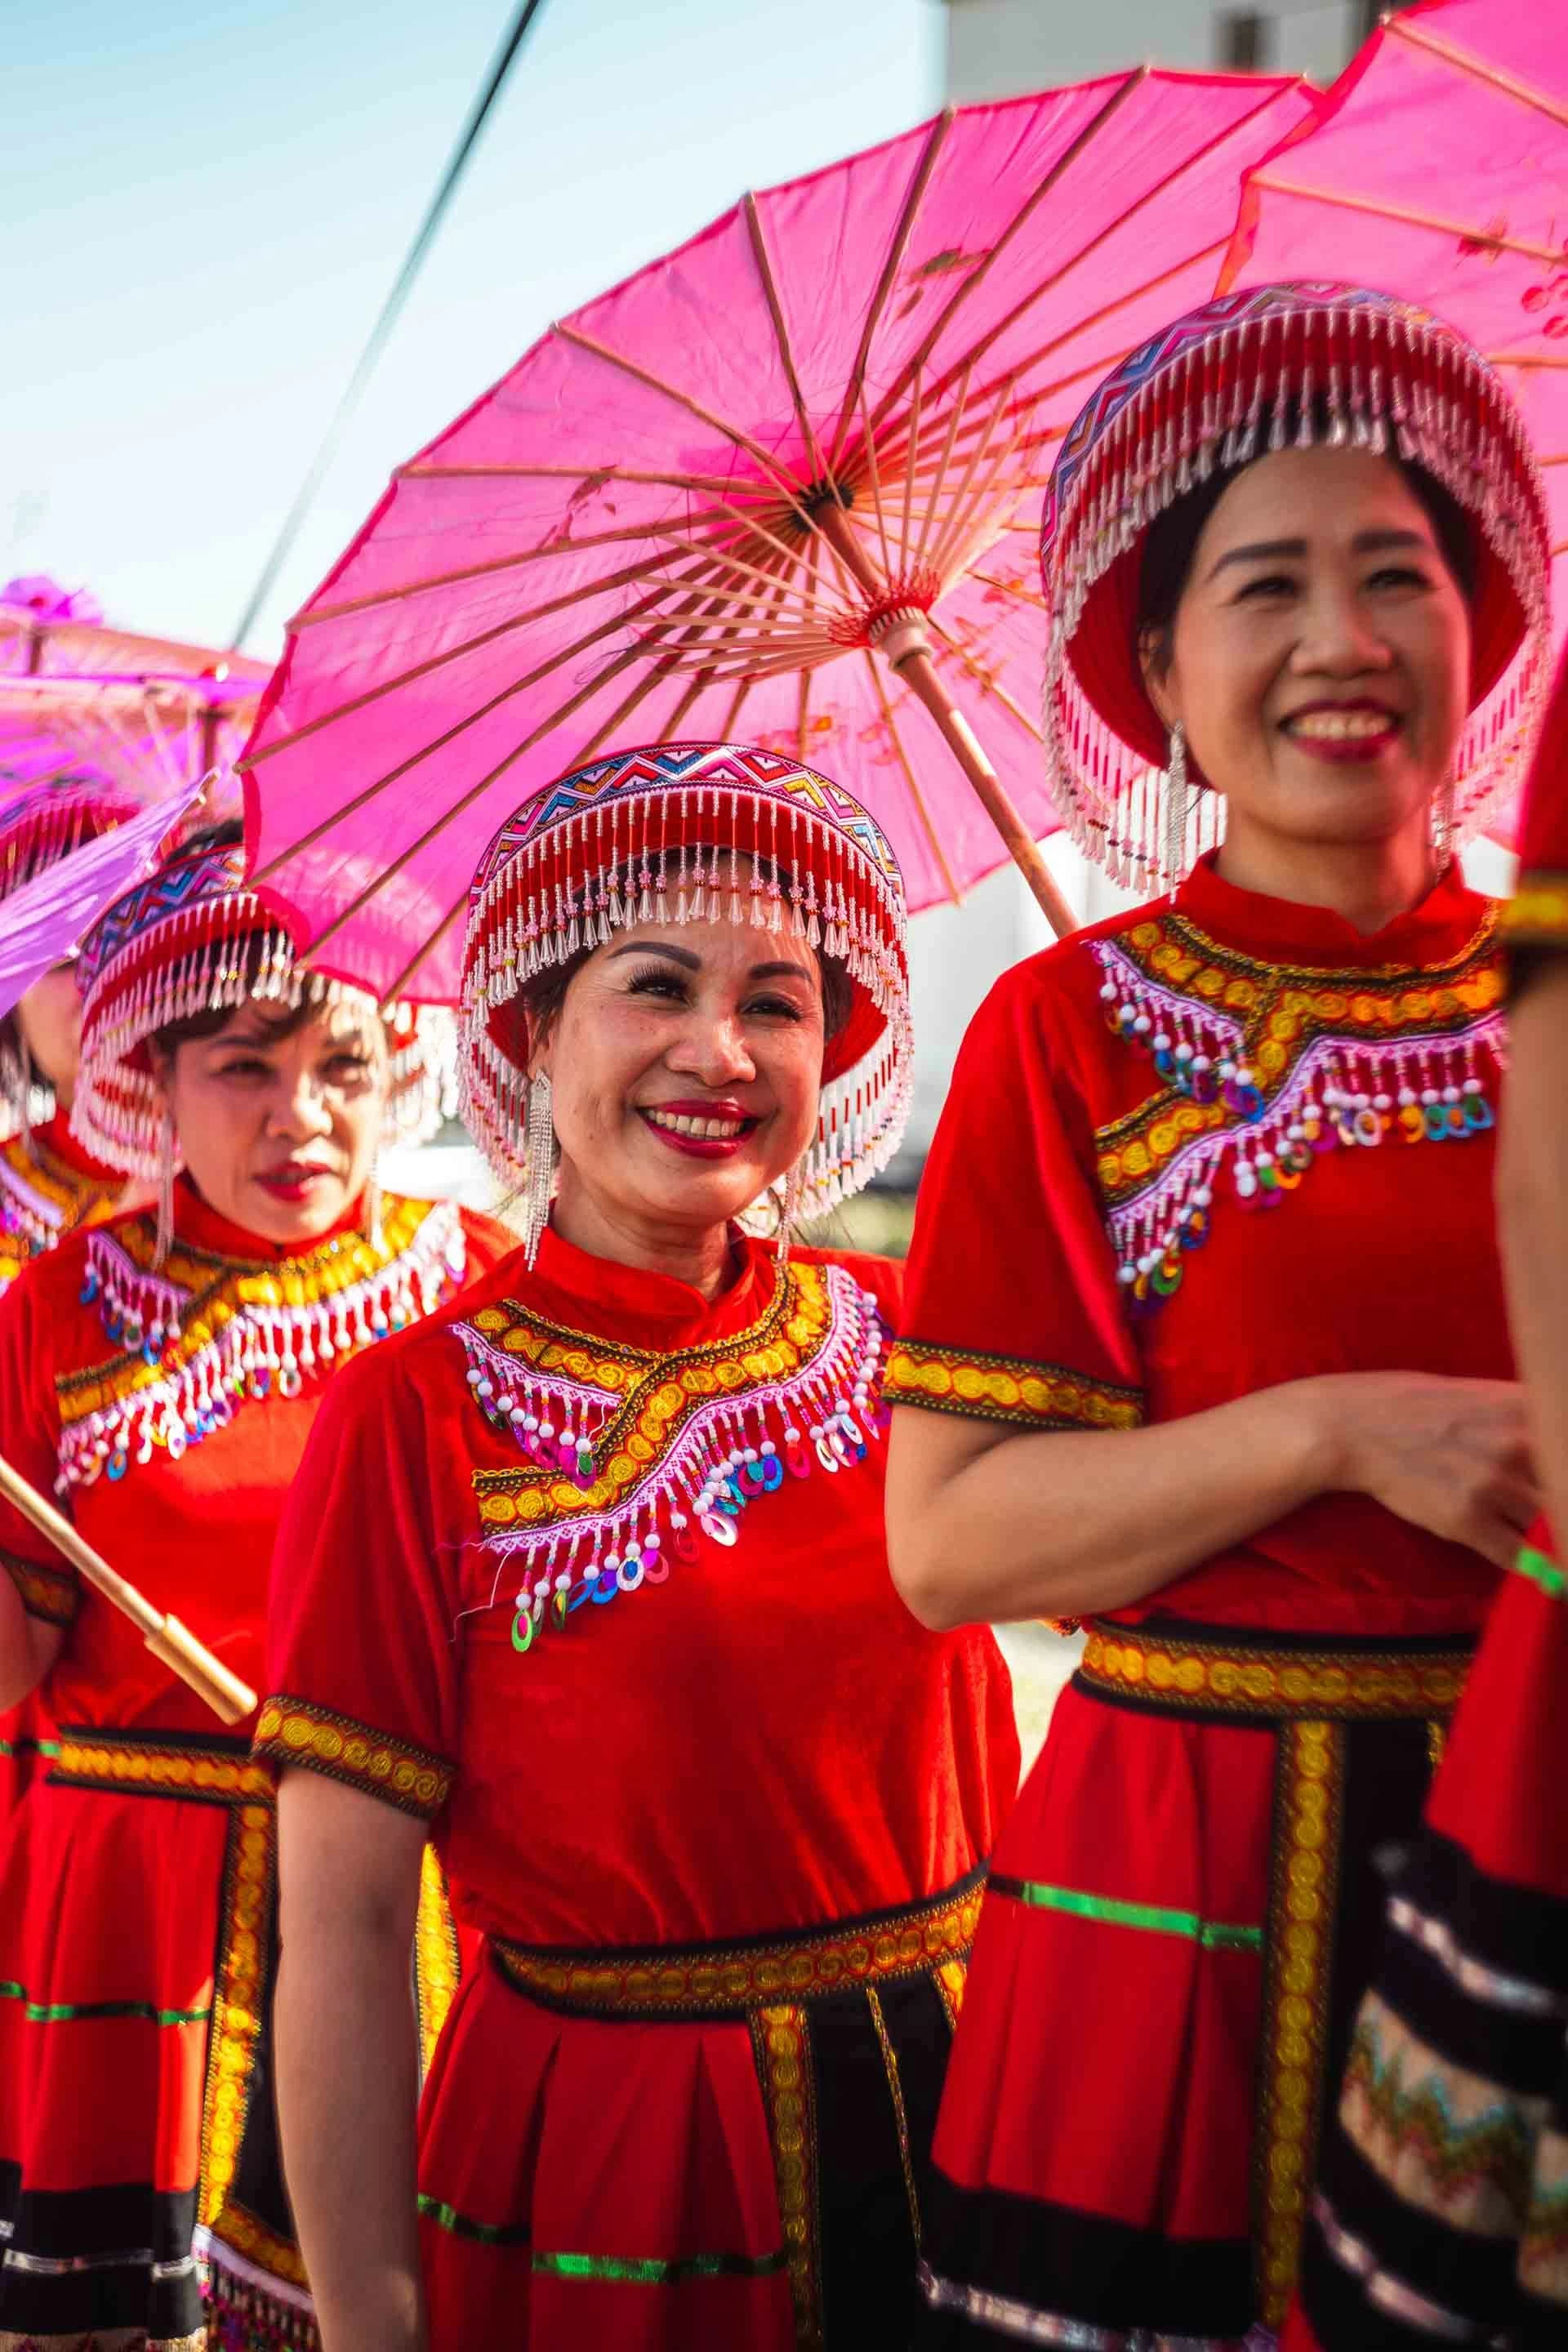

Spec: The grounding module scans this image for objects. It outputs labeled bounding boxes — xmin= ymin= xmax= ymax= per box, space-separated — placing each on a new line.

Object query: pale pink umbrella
xmin=0 ymin=577 xmax=269 ymax=810
xmin=1219 ymin=0 xmax=1568 ymax=835
xmin=241 ymin=66 xmax=1319 ymax=1004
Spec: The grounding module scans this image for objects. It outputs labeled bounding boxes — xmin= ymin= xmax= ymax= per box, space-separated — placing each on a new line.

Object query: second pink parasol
xmin=240 ymin=65 xmax=1320 ymax=1000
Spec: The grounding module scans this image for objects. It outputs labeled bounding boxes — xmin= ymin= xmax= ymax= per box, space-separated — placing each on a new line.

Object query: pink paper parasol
xmin=1219 ymin=0 xmax=1568 ymax=837
xmin=0 ymin=578 xmax=269 ymax=810
xmin=241 ymin=67 xmax=1319 ymax=1004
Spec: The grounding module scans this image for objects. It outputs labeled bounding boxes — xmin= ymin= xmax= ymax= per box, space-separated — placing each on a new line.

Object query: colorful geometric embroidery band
xmin=462 ymin=1259 xmax=889 ymax=1653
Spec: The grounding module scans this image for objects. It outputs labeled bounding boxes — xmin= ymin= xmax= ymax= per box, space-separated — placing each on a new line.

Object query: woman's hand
xmin=1311 ymin=1373 xmax=1540 ymax=1570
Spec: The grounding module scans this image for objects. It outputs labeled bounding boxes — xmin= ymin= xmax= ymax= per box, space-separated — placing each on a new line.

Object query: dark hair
xmin=516 ymin=852 xmax=853 ymax=1056
xmin=1136 ymin=422 xmax=1479 ymax=684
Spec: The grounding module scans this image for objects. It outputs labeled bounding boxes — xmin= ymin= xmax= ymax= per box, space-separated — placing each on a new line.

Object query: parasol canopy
xmin=241 ymin=66 xmax=1320 ymax=1004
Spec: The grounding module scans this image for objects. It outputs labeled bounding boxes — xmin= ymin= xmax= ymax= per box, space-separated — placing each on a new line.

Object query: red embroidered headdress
xmin=1039 ymin=283 xmax=1552 ymax=891
xmin=72 ymin=840 xmax=456 ymax=1179
xmin=461 ymin=740 xmax=912 ymax=1215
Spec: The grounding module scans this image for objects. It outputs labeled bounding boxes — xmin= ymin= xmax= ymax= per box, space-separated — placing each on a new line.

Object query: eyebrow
xmin=1207 ymin=528 xmax=1430 ymax=581
xmin=606 ymin=942 xmax=814 ymax=984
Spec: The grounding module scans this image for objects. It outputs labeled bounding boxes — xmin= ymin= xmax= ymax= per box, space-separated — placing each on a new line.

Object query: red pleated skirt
xmin=917 ymin=1620 xmax=1472 ymax=2350
xmin=416 ymin=1872 xmax=982 ymax=2352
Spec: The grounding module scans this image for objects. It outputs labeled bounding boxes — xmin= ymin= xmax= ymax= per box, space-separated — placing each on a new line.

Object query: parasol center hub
xmin=871 ymin=612 xmax=932 ymax=669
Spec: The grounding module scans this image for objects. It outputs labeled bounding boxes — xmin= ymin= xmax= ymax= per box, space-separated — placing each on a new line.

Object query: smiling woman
xmin=256 ymin=741 xmax=1018 ymax=2352
xmin=0 ymin=826 xmax=514 ymax=2352
xmin=883 ymin=287 xmax=1557 ymax=2351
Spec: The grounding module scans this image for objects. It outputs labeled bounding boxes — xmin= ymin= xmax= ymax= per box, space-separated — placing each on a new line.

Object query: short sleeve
xmin=1502 ymin=642 xmax=1568 ymax=953
xmin=886 ymin=957 xmax=1143 ymax=1434
xmin=256 ymin=1338 xmax=466 ymax=1823
xmin=0 ymin=1258 xmax=78 ymax=1628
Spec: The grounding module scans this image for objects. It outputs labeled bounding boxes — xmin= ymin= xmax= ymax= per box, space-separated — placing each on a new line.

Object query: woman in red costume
xmin=0 ymin=773 xmax=137 ymax=1830
xmin=884 ymin=284 xmax=1553 ymax=2350
xmin=1285 ymin=651 xmax=1568 ymax=2350
xmin=0 ymin=827 xmax=510 ymax=2351
xmin=260 ymin=740 xmax=1019 ymax=2352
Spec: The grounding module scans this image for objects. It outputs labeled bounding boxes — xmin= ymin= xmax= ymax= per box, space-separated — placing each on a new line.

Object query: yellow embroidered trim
xmin=471 ymin=1260 xmax=840 ymax=1531
xmin=255 ymin=1695 xmax=455 ymax=1821
xmin=415 ymin=1842 xmax=463 ymax=2079
xmin=884 ymin=1339 xmax=1143 ymax=1432
xmin=492 ymin=1879 xmax=982 ymax=2017
xmin=1502 ymin=871 xmax=1568 ymax=947
xmin=1254 ymin=1720 xmax=1344 ymax=2329
xmin=0 ymin=1131 xmax=121 ymax=1294
xmin=1078 ymin=1624 xmax=1470 ymax=1720
xmin=202 ymin=2198 xmax=311 ymax=2294
xmin=51 ymin=1733 xmax=273 ymax=1804
xmin=56 ymin=1192 xmax=436 ymax=1428
xmin=866 ymin=1982 xmax=922 ymax=2253
xmin=931 ymin=1957 xmax=967 ymax=2036
xmin=751 ymin=2000 xmax=822 ymax=2347
xmin=2 ymin=1546 xmax=77 ymax=1627
xmin=1094 ymin=910 xmax=1503 ymax=1207
xmin=198 ymin=1794 xmax=277 ymax=2234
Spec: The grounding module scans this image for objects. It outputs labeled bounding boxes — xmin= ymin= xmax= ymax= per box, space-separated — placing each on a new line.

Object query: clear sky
xmin=5 ymin=0 xmax=942 ymax=658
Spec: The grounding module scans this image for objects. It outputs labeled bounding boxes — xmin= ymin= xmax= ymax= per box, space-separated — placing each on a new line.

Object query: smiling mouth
xmin=640 ymin=1109 xmax=757 ymax=1140
xmin=255 ymin=1165 xmax=336 ymax=1193
xmin=1283 ymin=708 xmax=1401 ymax=743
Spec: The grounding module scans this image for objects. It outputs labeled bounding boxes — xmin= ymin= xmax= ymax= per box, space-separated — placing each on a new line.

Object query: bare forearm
xmin=1499 ymin=978 xmax=1568 ymax=1552
xmin=889 ymin=1379 xmax=1337 ymax=1629
xmin=275 ymin=1928 xmax=425 ymax=2352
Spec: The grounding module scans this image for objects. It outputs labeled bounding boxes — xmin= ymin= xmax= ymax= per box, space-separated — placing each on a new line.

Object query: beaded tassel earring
xmin=520 ymin=1071 xmax=555 ymax=1269
xmin=1164 ymin=721 xmax=1189 ymax=887
xmin=154 ymin=1107 xmax=177 ymax=1272
xmin=1433 ymin=766 xmax=1458 ymax=870
xmin=363 ymin=1172 xmax=384 ymax=1250
xmin=776 ymin=1156 xmax=805 ymax=1271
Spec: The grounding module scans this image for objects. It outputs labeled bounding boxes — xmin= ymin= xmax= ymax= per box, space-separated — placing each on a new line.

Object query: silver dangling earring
xmin=776 ymin=1156 xmax=806 ymax=1271
xmin=154 ymin=1107 xmax=177 ymax=1272
xmin=519 ymin=1071 xmax=555 ymax=1270
xmin=1432 ymin=767 xmax=1458 ymax=871
xmin=1164 ymin=721 xmax=1189 ymax=886
xmin=363 ymin=1172 xmax=384 ymax=1251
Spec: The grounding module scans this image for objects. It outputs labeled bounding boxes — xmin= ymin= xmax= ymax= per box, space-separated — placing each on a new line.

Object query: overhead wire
xmin=229 ymin=0 xmax=551 ymax=651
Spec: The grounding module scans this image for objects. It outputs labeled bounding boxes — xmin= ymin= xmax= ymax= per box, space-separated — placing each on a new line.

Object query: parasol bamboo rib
xmin=813 ymin=503 xmax=1072 ymax=937
xmin=551 ymin=324 xmax=815 ymax=517
xmin=1243 ymin=174 xmax=1568 ymax=269
xmin=864 ymin=69 xmax=1148 ymax=442
xmin=1386 ymin=11 xmax=1568 ymax=130
xmin=0 ymin=1452 xmax=256 ymax=1726
xmin=378 ymin=898 xmax=466 ymax=1012
xmin=826 ymin=109 xmax=955 ymax=474
xmin=744 ymin=193 xmax=828 ymax=487
xmin=1489 ymin=353 xmax=1568 ymax=372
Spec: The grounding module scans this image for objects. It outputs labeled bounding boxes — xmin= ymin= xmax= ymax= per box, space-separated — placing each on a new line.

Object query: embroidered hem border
xmin=884 ymin=1339 xmax=1143 ymax=1432
xmin=1077 ymin=1623 xmax=1472 ymax=1720
xmin=1 ymin=1545 xmax=77 ymax=1626
xmin=253 ymin=1695 xmax=455 ymax=1822
xmin=490 ymin=1866 xmax=984 ymax=2018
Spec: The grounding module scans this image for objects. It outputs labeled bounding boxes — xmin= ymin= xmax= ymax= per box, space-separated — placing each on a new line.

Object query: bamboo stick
xmin=0 ymin=1451 xmax=257 ymax=1726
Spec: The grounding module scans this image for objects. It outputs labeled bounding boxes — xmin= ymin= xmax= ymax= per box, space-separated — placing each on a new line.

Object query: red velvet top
xmin=0 ymin=1178 xmax=511 ymax=1736
xmin=1503 ymin=641 xmax=1568 ymax=950
xmin=0 ymin=1110 xmax=125 ymax=1299
xmin=889 ymin=852 xmax=1510 ymax=1639
xmin=259 ymin=1227 xmax=1018 ymax=1949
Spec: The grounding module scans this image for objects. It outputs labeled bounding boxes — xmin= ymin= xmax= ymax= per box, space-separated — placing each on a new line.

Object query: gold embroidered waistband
xmin=50 ymin=1728 xmax=274 ymax=1805
xmin=492 ymin=1868 xmax=985 ymax=2020
xmin=1077 ymin=1622 xmax=1472 ymax=1720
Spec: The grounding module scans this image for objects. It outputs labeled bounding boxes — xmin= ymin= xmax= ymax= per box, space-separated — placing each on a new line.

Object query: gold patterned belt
xmin=1076 ymin=1619 xmax=1473 ymax=1721
xmin=49 ymin=1726 xmax=274 ymax=1805
xmin=492 ymin=1865 xmax=984 ymax=2022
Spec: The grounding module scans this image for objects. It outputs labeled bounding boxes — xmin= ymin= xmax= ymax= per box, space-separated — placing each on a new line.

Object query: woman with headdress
xmin=882 ymin=285 xmax=1552 ymax=2348
xmin=1285 ymin=645 xmax=1568 ymax=2352
xmin=0 ymin=825 xmax=512 ymax=2351
xmin=0 ymin=772 xmax=137 ymax=1827
xmin=256 ymin=741 xmax=1019 ymax=2352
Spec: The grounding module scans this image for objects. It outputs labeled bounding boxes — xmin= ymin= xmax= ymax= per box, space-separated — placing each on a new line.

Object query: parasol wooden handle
xmin=0 ymin=1450 xmax=258 ymax=1727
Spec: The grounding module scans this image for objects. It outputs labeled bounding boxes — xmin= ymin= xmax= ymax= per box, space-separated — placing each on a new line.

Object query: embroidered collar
xmin=1091 ymin=894 xmax=1504 ymax=1313
xmin=0 ymin=1120 xmax=122 ymax=1296
xmin=56 ymin=1194 xmax=469 ymax=1490
xmin=459 ymin=1256 xmax=889 ymax=1654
